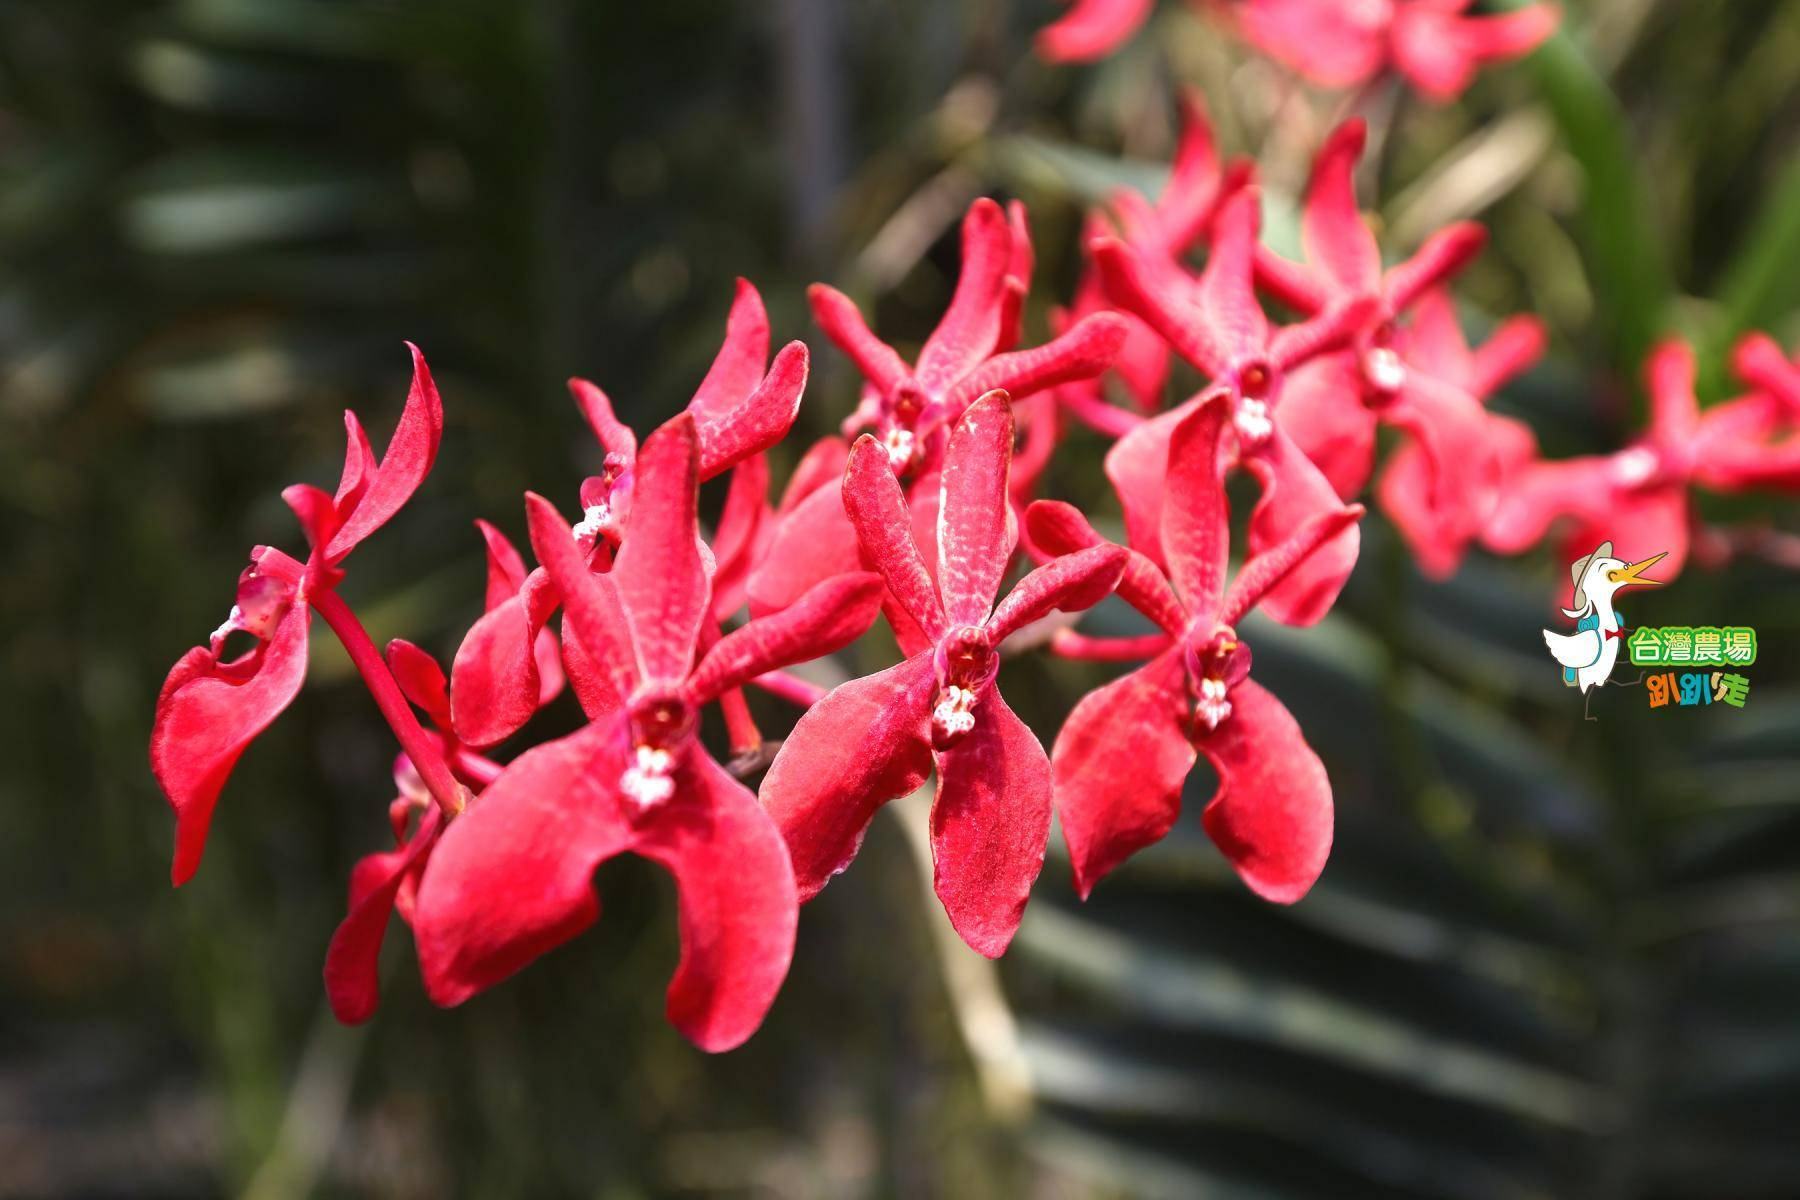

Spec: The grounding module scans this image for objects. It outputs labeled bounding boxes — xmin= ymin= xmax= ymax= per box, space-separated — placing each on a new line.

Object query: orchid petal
xmin=779 ymin=436 xmax=851 ymax=514
xmin=1237 ymin=0 xmax=1388 ymax=89
xmin=843 ymin=437 xmax=948 ymax=639
xmin=1195 ymin=187 xmax=1270 ymax=367
xmin=747 ymin=476 xmax=865 ymax=618
xmin=153 ymin=575 xmax=310 ymax=886
xmin=1052 ymin=648 xmax=1196 ymax=897
xmin=325 ymin=344 xmax=443 ymax=563
xmin=632 ymin=753 xmax=799 ymax=1052
xmin=943 ymin=313 xmax=1130 ymax=418
xmin=1301 ymin=119 xmax=1381 ymax=295
xmin=1384 ymin=369 xmax=1496 ymax=535
xmin=1092 ymin=238 xmax=1219 ymax=377
xmin=1198 ymin=679 xmax=1333 ymax=904
xmin=612 ymin=414 xmax=710 ymax=682
xmin=986 ymin=544 xmax=1126 ymax=645
xmin=476 ymin=519 xmax=528 ymax=607
xmin=1268 ymin=295 xmax=1380 ymax=371
xmin=687 ymin=572 xmax=885 ymax=705
xmin=1160 ymin=392 xmax=1232 ymax=619
xmin=937 ymin=394 xmax=1017 ymax=627
xmin=1383 ymin=223 xmax=1487 ymax=314
xmin=414 ymin=720 xmax=634 ymax=1007
xmin=711 ymin=454 xmax=772 ymax=621
xmin=688 ymin=277 xmax=772 ymax=421
xmin=762 ymin=652 xmax=937 ymax=900
xmin=451 ymin=567 xmax=561 ymax=747
xmin=1468 ymin=315 xmax=1548 ymax=399
xmin=387 ymin=639 xmax=452 ymax=731
xmin=1103 ymin=398 xmax=1186 ymax=560
xmin=1276 ymin=356 xmax=1379 ymax=500
xmin=1035 ymin=0 xmax=1152 ymax=62
xmin=808 ymin=283 xmax=911 ymax=396
xmin=929 ymin=691 xmax=1053 ymax=958
xmin=1482 ymin=456 xmax=1617 ymax=555
xmin=1153 ymin=89 xmax=1226 ymax=254
xmin=1223 ymin=505 xmax=1364 ymax=628
xmin=692 ymin=341 xmax=809 ymax=480
xmin=1647 ymin=338 xmax=1701 ymax=450
xmin=333 ymin=410 xmax=379 ymax=511
xmin=568 ymin=378 xmax=639 ymax=461
xmin=525 ymin=493 xmax=637 ymax=709
xmin=1024 ymin=499 xmax=1187 ymax=635
xmin=917 ymin=199 xmax=1015 ymax=394
xmin=1243 ymin=426 xmax=1360 ymax=627
xmin=324 ymin=807 xmax=442 ymax=1024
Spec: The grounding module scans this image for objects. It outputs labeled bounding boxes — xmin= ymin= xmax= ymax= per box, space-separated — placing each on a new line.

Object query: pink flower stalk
xmin=1057 ymin=91 xmax=1254 ymax=434
xmin=1234 ymin=0 xmax=1559 ymax=102
xmin=1374 ymin=289 xmax=1547 ymax=577
xmin=1486 ymin=339 xmax=1800 ymax=581
xmin=1093 ymin=184 xmax=1376 ymax=625
xmin=761 ymin=394 xmax=1128 ymax=957
xmin=748 ymin=198 xmax=1128 ymax=618
xmin=1030 ymin=392 xmax=1362 ymax=901
xmin=413 ymin=414 xmax=885 ymax=1052
xmin=151 ymin=346 xmax=454 ymax=886
xmin=1251 ymin=120 xmax=1515 ymax=573
xmin=450 ymin=280 xmax=810 ymax=749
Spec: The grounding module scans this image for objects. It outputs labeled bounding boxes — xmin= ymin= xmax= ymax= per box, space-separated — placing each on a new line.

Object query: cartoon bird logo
xmin=1543 ymin=541 xmax=1665 ymax=720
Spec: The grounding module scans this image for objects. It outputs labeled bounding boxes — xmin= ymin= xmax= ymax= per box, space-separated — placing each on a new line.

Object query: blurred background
xmin=4 ymin=0 xmax=1800 ymax=1195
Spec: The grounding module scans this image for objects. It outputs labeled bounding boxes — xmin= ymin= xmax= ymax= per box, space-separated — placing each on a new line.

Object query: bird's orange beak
xmin=1607 ymin=552 xmax=1666 ymax=590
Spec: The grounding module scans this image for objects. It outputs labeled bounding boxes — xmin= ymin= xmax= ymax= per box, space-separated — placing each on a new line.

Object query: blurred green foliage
xmin=2 ymin=0 xmax=1799 ymax=1196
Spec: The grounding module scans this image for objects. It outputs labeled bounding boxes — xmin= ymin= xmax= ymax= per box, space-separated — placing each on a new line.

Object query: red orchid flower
xmin=1253 ymin=119 xmax=1497 ymax=551
xmin=761 ymin=393 xmax=1128 ymax=957
xmin=412 ymin=414 xmax=885 ymax=1052
xmin=446 ymin=519 xmax=567 ymax=749
xmin=1093 ymin=184 xmax=1376 ymax=626
xmin=748 ymin=198 xmax=1127 ymax=617
xmin=1058 ymin=91 xmax=1254 ymax=435
xmin=1030 ymin=391 xmax=1363 ymax=901
xmin=1036 ymin=0 xmax=1154 ymax=63
xmin=565 ymin=279 xmax=808 ymax=564
xmin=1728 ymin=332 xmax=1800 ymax=438
xmin=325 ymin=639 xmax=506 ymax=1024
xmin=151 ymin=346 xmax=450 ymax=885
xmin=449 ymin=280 xmax=809 ymax=748
xmin=1375 ymin=289 xmax=1546 ymax=577
xmin=1485 ymin=339 xmax=1800 ymax=581
xmin=1234 ymin=0 xmax=1559 ymax=102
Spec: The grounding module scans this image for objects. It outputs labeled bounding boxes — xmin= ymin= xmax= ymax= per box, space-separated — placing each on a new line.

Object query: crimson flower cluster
xmin=153 ymin=101 xmax=1800 ymax=1051
xmin=1038 ymin=0 xmax=1560 ymax=102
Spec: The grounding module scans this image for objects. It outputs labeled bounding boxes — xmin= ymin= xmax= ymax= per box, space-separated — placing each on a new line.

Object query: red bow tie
xmin=1604 ymin=626 xmax=1627 ymax=641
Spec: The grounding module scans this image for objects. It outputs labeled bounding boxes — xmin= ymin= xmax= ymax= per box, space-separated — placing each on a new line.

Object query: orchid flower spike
xmin=413 ymin=414 xmax=884 ymax=1052
xmin=761 ymin=392 xmax=1128 ymax=958
xmin=1030 ymin=389 xmax=1362 ymax=901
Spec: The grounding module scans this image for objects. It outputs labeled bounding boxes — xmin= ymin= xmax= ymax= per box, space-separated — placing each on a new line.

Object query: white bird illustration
xmin=1543 ymin=541 xmax=1665 ymax=720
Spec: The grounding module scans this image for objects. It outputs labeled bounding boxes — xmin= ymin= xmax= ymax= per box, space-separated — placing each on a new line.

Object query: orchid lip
xmin=1362 ymin=346 xmax=1406 ymax=396
xmin=1610 ymin=444 xmax=1663 ymax=489
xmin=620 ymin=690 xmax=695 ymax=816
xmin=1182 ymin=624 xmax=1243 ymax=734
xmin=930 ymin=625 xmax=998 ymax=750
xmin=621 ymin=744 xmax=677 ymax=813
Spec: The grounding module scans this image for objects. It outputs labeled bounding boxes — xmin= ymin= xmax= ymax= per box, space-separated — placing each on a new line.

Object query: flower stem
xmin=310 ymin=588 xmax=467 ymax=818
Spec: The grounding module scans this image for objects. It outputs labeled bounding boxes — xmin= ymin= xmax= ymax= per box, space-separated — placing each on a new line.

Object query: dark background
xmin=3 ymin=1 xmax=1800 ymax=1195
